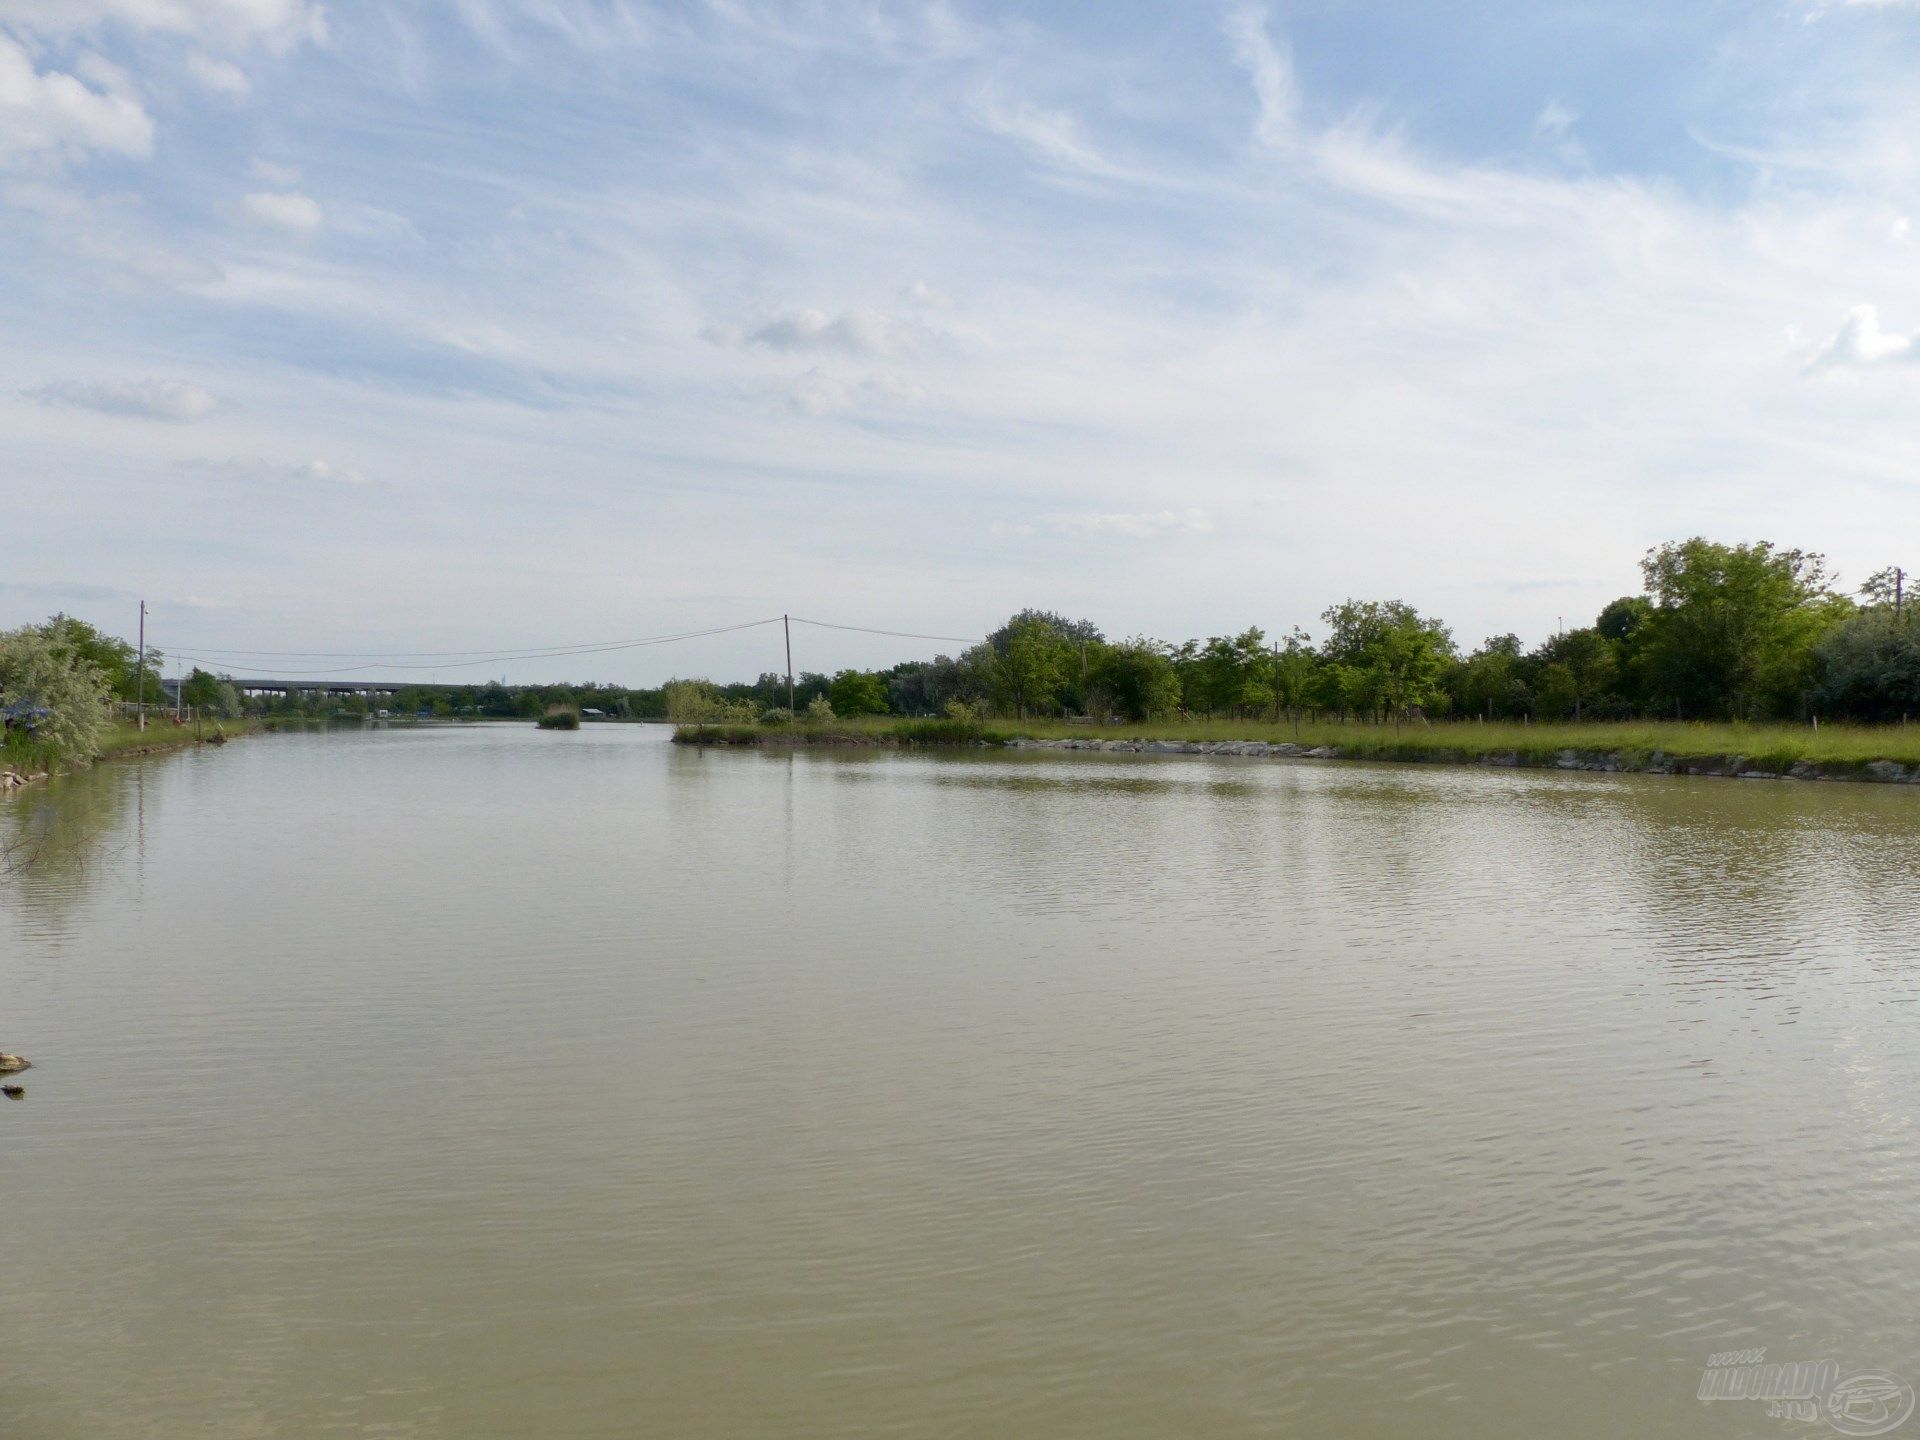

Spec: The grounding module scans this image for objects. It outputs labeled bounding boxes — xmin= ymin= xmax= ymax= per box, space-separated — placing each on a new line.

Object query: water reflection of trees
xmin=0 ymin=763 xmax=139 ymax=925
xmin=1586 ymin=778 xmax=1920 ymax=972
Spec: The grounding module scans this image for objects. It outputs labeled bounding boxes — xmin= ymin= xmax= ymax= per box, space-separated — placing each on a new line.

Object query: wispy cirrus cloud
xmin=237 ymin=189 xmax=324 ymax=233
xmin=1226 ymin=6 xmax=1300 ymax=150
xmin=784 ymin=367 xmax=927 ymax=416
xmin=185 ymin=52 xmax=251 ymax=97
xmin=973 ymin=87 xmax=1133 ymax=179
xmin=27 ymin=377 xmax=219 ymax=419
xmin=10 ymin=0 xmax=1920 ymax=678
xmin=0 ymin=0 xmax=329 ymax=52
xmin=708 ymin=307 xmax=920 ymax=357
xmin=1000 ymin=509 xmax=1216 ymax=540
xmin=190 ymin=456 xmax=374 ymax=486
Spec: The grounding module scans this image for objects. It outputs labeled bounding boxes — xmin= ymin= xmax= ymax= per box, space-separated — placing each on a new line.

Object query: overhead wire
xmin=789 ymin=617 xmax=980 ymax=645
xmin=170 ymin=618 xmax=785 ymax=677
xmin=167 ymin=616 xmax=986 ymax=681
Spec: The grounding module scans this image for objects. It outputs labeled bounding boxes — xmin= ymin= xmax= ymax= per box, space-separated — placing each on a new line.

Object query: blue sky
xmin=5 ymin=0 xmax=1920 ymax=683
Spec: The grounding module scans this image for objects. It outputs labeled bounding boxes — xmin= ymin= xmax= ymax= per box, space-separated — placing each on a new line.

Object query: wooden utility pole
xmin=784 ymin=614 xmax=795 ymax=713
xmin=136 ymin=599 xmax=147 ymax=731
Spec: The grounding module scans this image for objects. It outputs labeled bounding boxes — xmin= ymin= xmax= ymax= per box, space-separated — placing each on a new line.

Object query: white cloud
xmin=292 ymin=458 xmax=369 ymax=485
xmin=1535 ymin=101 xmax=1578 ymax=137
xmin=1805 ymin=305 xmax=1919 ymax=372
xmin=784 ymin=368 xmax=927 ymax=416
xmin=17 ymin=3 xmax=1920 ymax=676
xmin=185 ymin=51 xmax=251 ymax=97
xmin=196 ymin=456 xmax=373 ymax=486
xmin=0 ymin=34 xmax=153 ymax=164
xmin=1532 ymin=101 xmax=1587 ymax=167
xmin=238 ymin=189 xmax=323 ymax=233
xmin=2 ymin=178 xmax=219 ymax=284
xmin=0 ymin=0 xmax=328 ymax=52
xmin=1032 ymin=509 xmax=1216 ymax=539
xmin=249 ymin=156 xmax=298 ymax=184
xmin=712 ymin=306 xmax=915 ymax=356
xmin=975 ymin=88 xmax=1131 ymax=178
xmin=27 ymin=377 xmax=219 ymax=419
xmin=1225 ymin=7 xmax=1299 ymax=150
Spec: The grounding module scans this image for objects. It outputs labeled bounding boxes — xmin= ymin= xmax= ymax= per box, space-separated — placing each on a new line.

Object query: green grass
xmin=675 ymin=716 xmax=1009 ymax=747
xmin=4 ymin=717 xmax=261 ymax=779
xmin=675 ymin=714 xmax=1920 ymax=773
xmin=93 ymin=717 xmax=261 ymax=758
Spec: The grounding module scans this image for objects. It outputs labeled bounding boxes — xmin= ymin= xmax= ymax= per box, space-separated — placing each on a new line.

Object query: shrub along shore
xmin=672 ymin=716 xmax=1920 ymax=784
xmin=1 ymin=717 xmax=258 ymax=793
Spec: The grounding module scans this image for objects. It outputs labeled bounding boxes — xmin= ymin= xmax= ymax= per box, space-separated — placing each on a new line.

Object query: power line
xmin=171 ymin=618 xmax=784 ymax=677
xmin=790 ymin=617 xmax=980 ymax=645
xmin=175 ymin=618 xmax=783 ymax=662
xmin=168 ymin=614 xmax=983 ymax=681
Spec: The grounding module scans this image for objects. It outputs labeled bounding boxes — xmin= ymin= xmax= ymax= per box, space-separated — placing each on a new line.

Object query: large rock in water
xmin=1865 ymin=760 xmax=1907 ymax=783
xmin=0 ymin=1054 xmax=31 ymax=1074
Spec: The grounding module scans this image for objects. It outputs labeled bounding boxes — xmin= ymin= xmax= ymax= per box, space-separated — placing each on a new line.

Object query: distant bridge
xmin=161 ymin=678 xmax=538 ymax=700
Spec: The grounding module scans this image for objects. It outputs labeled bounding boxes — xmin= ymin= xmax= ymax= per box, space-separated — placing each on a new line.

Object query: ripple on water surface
xmin=1 ymin=726 xmax=1916 ymax=1439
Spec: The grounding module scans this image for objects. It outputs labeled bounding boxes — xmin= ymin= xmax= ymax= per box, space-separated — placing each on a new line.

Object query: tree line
xmin=681 ymin=538 xmax=1920 ymax=727
xmin=13 ymin=539 xmax=1920 ymax=754
xmin=1 ymin=615 xmax=169 ymax=761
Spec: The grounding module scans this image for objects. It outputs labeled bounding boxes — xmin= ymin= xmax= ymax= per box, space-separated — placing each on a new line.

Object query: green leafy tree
xmin=827 ymin=670 xmax=890 ymax=717
xmin=1272 ymin=629 xmax=1317 ymax=720
xmin=1165 ymin=639 xmax=1205 ymax=716
xmin=1092 ymin=639 xmax=1180 ymax=722
xmin=1197 ymin=634 xmax=1241 ymax=717
xmin=1532 ymin=627 xmax=1615 ymax=721
xmin=663 ymin=678 xmax=728 ymax=723
xmin=1811 ymin=610 xmax=1920 ymax=720
xmin=1453 ymin=634 xmax=1531 ymax=719
xmin=984 ymin=616 xmax=1070 ymax=718
xmin=1858 ymin=566 xmax=1912 ymax=612
xmin=1 ymin=622 xmax=114 ymax=758
xmin=1595 ymin=596 xmax=1653 ymax=642
xmin=35 ymin=614 xmax=160 ymax=702
xmin=1319 ymin=600 xmax=1455 ymax=719
xmin=1194 ymin=627 xmax=1272 ymax=718
xmin=1636 ymin=539 xmax=1852 ymax=719
xmin=180 ymin=668 xmax=223 ymax=709
xmin=1312 ymin=660 xmax=1362 ymax=718
xmin=985 ymin=609 xmax=1102 ymax=650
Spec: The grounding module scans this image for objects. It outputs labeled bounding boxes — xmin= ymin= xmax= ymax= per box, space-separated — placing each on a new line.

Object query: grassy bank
xmin=3 ymin=717 xmax=262 ymax=787
xmin=97 ymin=716 xmax=264 ymax=759
xmin=674 ymin=715 xmax=1920 ymax=780
xmin=677 ymin=716 xmax=1012 ymax=748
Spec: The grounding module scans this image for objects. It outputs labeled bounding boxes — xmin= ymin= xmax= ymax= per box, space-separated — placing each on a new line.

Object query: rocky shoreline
xmin=1005 ymin=736 xmax=1920 ymax=783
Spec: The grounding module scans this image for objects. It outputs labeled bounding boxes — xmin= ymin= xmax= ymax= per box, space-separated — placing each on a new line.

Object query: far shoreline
xmin=671 ymin=717 xmax=1920 ymax=787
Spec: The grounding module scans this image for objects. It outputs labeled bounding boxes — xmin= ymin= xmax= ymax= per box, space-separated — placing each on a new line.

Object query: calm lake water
xmin=3 ymin=724 xmax=1918 ymax=1438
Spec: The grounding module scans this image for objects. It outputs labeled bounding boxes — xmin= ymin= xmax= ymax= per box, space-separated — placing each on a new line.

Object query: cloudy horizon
xmin=7 ymin=0 xmax=1920 ymax=683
